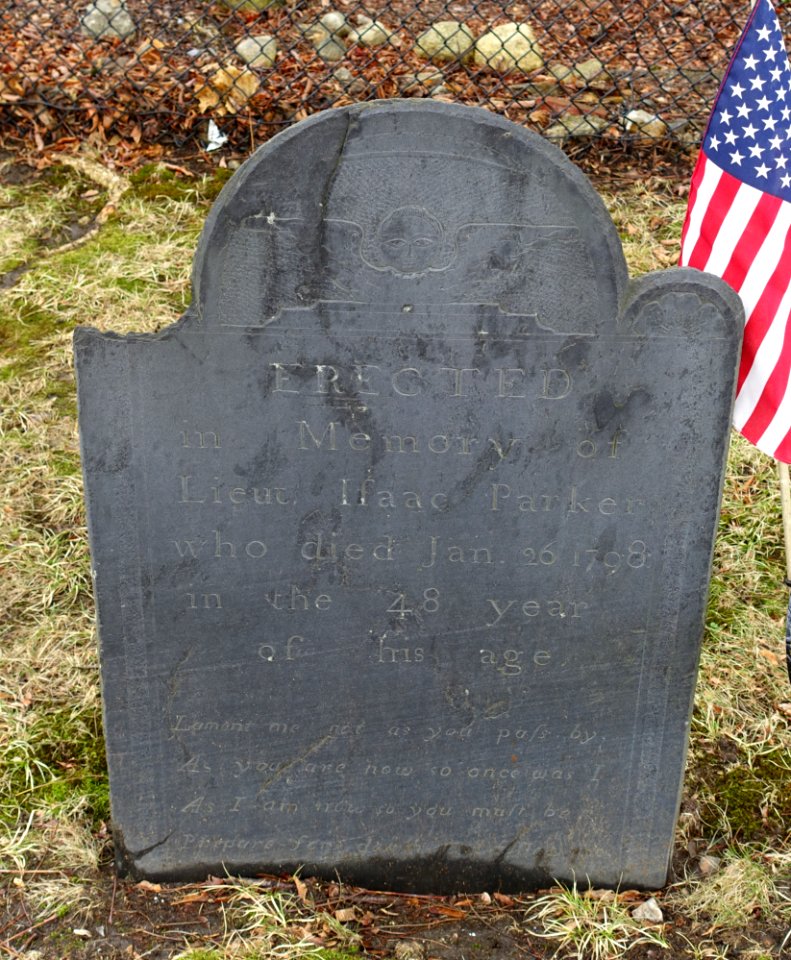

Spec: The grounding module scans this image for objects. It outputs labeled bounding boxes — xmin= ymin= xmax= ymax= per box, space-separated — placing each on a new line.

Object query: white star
xmin=782 ymin=106 xmax=791 ymax=120
xmin=709 ymin=134 xmax=721 ymax=150
xmin=743 ymin=122 xmax=758 ymax=138
xmin=731 ymin=149 xmax=745 ymax=165
xmin=755 ymin=162 xmax=770 ymax=178
xmin=782 ymin=173 xmax=791 ymax=188
xmin=720 ymin=108 xmax=733 ymax=125
xmin=777 ymin=86 xmax=789 ymax=101
xmin=750 ymin=74 xmax=766 ymax=91
xmin=749 ymin=143 xmax=765 ymax=158
xmin=744 ymin=54 xmax=759 ymax=70
xmin=724 ymin=129 xmax=738 ymax=145
xmin=764 ymin=115 xmax=778 ymax=131
xmin=757 ymin=95 xmax=771 ymax=111
xmin=771 ymin=67 xmax=783 ymax=83
xmin=731 ymin=81 xmax=746 ymax=98
xmin=770 ymin=134 xmax=783 ymax=149
xmin=764 ymin=45 xmax=778 ymax=62
xmin=776 ymin=155 xmax=787 ymax=169
xmin=757 ymin=25 xmax=772 ymax=42
xmin=737 ymin=103 xmax=752 ymax=119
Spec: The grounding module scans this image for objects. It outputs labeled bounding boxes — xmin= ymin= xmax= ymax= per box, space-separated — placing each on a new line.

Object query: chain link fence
xmin=0 ymin=0 xmax=783 ymax=153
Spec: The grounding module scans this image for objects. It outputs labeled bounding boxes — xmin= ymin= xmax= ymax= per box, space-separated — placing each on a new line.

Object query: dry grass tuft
xmin=524 ymin=885 xmax=669 ymax=959
xmin=679 ymin=847 xmax=791 ymax=930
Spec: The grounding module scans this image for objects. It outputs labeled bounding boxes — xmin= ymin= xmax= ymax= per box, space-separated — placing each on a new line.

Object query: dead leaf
xmin=428 ymin=904 xmax=468 ymax=918
xmin=196 ymin=67 xmax=258 ymax=115
xmin=335 ymin=907 xmax=356 ymax=923
xmin=136 ymin=880 xmax=162 ymax=893
xmin=294 ymin=876 xmax=309 ymax=904
xmin=493 ymin=892 xmax=515 ymax=907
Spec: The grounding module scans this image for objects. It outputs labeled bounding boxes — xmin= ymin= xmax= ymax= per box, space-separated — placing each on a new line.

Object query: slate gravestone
xmin=75 ymin=101 xmax=743 ymax=892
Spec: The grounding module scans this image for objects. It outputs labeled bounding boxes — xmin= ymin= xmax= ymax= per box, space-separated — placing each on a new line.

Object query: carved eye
xmin=385 ymin=238 xmax=407 ymax=249
xmin=413 ymin=237 xmax=435 ymax=247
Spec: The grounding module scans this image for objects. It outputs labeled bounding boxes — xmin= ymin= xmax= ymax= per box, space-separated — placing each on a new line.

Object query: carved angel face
xmin=375 ymin=206 xmax=445 ymax=275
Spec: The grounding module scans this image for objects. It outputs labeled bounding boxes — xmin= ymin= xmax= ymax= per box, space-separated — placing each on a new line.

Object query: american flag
xmin=681 ymin=0 xmax=791 ymax=462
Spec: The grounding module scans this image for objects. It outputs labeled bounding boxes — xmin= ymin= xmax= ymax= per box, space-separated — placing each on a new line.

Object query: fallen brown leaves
xmin=0 ymin=0 xmax=752 ymax=165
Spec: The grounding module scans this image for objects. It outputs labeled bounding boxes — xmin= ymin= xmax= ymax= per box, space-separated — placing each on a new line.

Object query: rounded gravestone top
xmin=192 ymin=101 xmax=628 ymax=334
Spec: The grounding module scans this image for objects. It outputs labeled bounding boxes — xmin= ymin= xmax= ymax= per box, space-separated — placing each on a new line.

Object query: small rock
xmin=698 ymin=854 xmax=722 ymax=877
xmin=624 ymin=108 xmax=668 ymax=138
xmin=394 ymin=941 xmax=425 ymax=960
xmin=236 ymin=34 xmax=278 ymax=69
xmin=81 ymin=0 xmax=136 ymax=41
xmin=631 ymin=897 xmax=664 ymax=923
xmin=348 ymin=19 xmax=392 ymax=47
xmin=415 ymin=21 xmax=474 ymax=64
xmin=473 ymin=22 xmax=542 ymax=73
xmin=300 ymin=12 xmax=349 ymax=38
xmin=398 ymin=68 xmax=445 ymax=95
xmin=310 ymin=30 xmax=346 ymax=62
xmin=319 ymin=11 xmax=350 ymax=36
xmin=221 ymin=0 xmax=281 ymax=11
xmin=548 ymin=58 xmax=615 ymax=90
xmin=544 ymin=114 xmax=609 ymax=140
xmin=333 ymin=67 xmax=367 ymax=94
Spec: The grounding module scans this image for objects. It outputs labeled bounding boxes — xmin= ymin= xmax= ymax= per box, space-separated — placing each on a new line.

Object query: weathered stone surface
xmin=81 ymin=0 xmax=135 ymax=41
xmin=75 ymin=101 xmax=742 ymax=892
xmin=473 ymin=23 xmax=542 ymax=73
xmin=236 ymin=34 xmax=278 ymax=70
xmin=415 ymin=22 xmax=474 ymax=63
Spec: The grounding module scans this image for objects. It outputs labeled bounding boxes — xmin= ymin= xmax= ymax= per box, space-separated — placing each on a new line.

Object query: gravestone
xmin=74 ymin=101 xmax=743 ymax=891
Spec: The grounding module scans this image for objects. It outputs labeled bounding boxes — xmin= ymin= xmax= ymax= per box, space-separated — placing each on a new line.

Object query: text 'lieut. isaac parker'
xmin=74 ymin=101 xmax=742 ymax=893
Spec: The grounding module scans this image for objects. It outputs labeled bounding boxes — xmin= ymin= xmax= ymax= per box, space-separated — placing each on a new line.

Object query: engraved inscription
xmin=276 ymin=364 xmax=574 ymax=400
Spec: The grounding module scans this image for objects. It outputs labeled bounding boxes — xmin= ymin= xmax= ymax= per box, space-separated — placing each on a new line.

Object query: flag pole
xmin=778 ymin=461 xmax=791 ymax=683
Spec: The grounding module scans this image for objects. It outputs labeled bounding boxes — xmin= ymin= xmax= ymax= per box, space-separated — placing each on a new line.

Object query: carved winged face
xmin=374 ymin=206 xmax=445 ymax=276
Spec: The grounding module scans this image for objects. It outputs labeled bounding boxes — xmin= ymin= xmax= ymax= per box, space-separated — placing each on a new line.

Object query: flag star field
xmin=705 ymin=6 xmax=791 ymax=200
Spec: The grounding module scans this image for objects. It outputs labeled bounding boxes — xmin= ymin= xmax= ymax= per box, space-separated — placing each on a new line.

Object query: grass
xmin=525 ymin=885 xmax=669 ymax=959
xmin=0 ymin=157 xmax=789 ymax=958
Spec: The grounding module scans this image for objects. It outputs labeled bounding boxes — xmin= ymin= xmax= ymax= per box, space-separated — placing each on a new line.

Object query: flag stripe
xmin=703 ymin=182 xmax=764 ymax=277
xmin=721 ymin=192 xmax=784 ymax=291
xmin=682 ymin=162 xmax=742 ymax=269
xmin=736 ymin=213 xmax=791 ymax=394
xmin=738 ymin=202 xmax=791 ymax=321
xmin=680 ymin=153 xmax=714 ymax=257
xmin=740 ymin=311 xmax=791 ymax=442
xmin=734 ymin=277 xmax=791 ymax=427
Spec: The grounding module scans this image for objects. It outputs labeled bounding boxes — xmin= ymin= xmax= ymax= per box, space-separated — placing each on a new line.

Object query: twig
xmin=109 ymin=872 xmax=118 ymax=926
xmin=2 ymin=911 xmax=59 ymax=946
